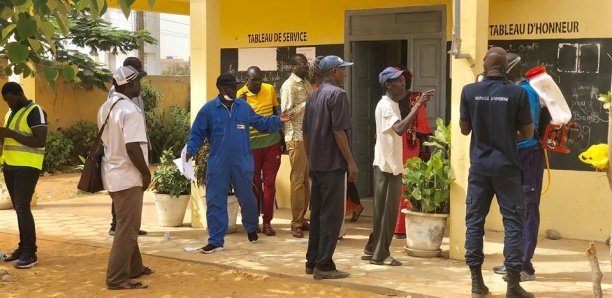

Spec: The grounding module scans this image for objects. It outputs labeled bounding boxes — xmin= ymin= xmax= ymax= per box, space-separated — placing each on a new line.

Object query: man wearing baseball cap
xmin=361 ymin=67 xmax=433 ymax=266
xmin=99 ymin=65 xmax=151 ymax=290
xmin=107 ymin=57 xmax=148 ymax=237
xmin=302 ymin=55 xmax=355 ymax=279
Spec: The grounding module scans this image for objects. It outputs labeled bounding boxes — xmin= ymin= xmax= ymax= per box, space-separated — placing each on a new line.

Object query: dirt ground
xmin=0 ymin=233 xmax=382 ymax=298
xmin=3 ymin=174 xmax=384 ymax=297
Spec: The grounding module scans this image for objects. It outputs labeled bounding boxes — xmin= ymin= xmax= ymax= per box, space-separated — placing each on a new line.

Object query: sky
xmin=159 ymin=13 xmax=190 ymax=61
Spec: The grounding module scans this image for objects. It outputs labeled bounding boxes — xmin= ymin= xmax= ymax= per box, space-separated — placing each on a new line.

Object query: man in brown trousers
xmin=99 ymin=66 xmax=153 ymax=290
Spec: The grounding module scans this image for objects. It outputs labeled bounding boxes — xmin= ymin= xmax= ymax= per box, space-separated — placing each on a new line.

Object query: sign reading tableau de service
xmin=247 ymin=32 xmax=308 ymax=44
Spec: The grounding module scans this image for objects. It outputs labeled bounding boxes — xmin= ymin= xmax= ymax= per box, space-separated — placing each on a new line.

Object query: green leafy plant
xmin=597 ymin=91 xmax=611 ymax=110
xmin=193 ymin=142 xmax=210 ymax=187
xmin=151 ymin=148 xmax=190 ymax=197
xmin=402 ymin=118 xmax=453 ymax=214
xmin=148 ymin=106 xmax=190 ymax=163
xmin=63 ymin=120 xmax=98 ymax=165
xmin=43 ymin=130 xmax=73 ymax=173
xmin=0 ymin=1 xmax=157 ymax=89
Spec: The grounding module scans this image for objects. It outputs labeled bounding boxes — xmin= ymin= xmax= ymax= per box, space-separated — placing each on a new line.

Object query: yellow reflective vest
xmin=2 ymin=103 xmax=45 ymax=170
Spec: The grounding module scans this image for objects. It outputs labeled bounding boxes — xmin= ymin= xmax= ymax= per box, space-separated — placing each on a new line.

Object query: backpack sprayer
xmin=524 ymin=66 xmax=582 ymax=194
xmin=525 ymin=66 xmax=580 ymax=154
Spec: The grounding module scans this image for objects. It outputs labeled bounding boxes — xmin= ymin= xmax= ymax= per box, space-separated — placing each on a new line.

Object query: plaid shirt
xmin=280 ymin=73 xmax=312 ymax=142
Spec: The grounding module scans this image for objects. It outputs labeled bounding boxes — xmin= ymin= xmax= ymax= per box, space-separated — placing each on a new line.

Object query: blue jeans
xmin=465 ymin=173 xmax=525 ymax=273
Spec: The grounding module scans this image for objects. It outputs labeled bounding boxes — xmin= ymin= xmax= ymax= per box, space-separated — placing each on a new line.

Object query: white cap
xmin=113 ymin=66 xmax=141 ymax=86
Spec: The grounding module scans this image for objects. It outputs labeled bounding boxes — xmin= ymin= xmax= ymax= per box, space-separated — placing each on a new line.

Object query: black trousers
xmin=306 ymin=169 xmax=345 ymax=271
xmin=465 ymin=173 xmax=525 ymax=273
xmin=4 ymin=166 xmax=40 ymax=254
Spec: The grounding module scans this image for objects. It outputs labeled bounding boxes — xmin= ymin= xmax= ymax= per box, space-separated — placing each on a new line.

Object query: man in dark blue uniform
xmin=186 ymin=73 xmax=290 ymax=254
xmin=492 ymin=53 xmax=545 ymax=282
xmin=459 ymin=47 xmax=535 ymax=298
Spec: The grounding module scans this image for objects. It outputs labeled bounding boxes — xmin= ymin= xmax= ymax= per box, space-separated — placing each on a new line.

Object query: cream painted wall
xmin=485 ymin=171 xmax=611 ymax=241
xmin=189 ymin=0 xmax=221 ymax=229
xmin=448 ymin=0 xmax=490 ymax=261
xmin=0 ymin=75 xmax=190 ymax=130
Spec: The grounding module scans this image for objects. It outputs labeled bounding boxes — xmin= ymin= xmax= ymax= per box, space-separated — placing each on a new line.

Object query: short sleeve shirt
xmin=280 ymin=73 xmax=312 ymax=142
xmin=460 ymin=76 xmax=532 ymax=176
xmin=373 ymin=96 xmax=403 ymax=175
xmin=237 ymin=83 xmax=281 ymax=149
xmin=302 ymin=81 xmax=352 ymax=172
xmin=98 ymin=92 xmax=149 ymax=192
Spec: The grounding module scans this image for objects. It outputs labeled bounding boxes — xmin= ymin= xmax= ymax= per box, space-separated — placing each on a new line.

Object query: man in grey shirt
xmin=303 ymin=55 xmax=357 ymax=280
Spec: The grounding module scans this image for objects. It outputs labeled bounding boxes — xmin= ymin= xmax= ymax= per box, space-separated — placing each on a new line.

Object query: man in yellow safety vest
xmin=0 ymin=82 xmax=48 ymax=269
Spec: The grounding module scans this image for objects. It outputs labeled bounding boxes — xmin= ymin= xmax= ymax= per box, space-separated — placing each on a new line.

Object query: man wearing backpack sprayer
xmin=492 ymin=53 xmax=545 ymax=282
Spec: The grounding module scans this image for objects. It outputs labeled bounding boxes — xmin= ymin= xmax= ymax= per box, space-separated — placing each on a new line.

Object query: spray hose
xmin=541 ymin=142 xmax=551 ymax=195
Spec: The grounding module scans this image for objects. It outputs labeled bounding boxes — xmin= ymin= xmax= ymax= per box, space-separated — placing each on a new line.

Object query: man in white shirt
xmin=99 ymin=66 xmax=152 ymax=290
xmin=362 ymin=67 xmax=433 ymax=266
xmin=107 ymin=57 xmax=148 ymax=237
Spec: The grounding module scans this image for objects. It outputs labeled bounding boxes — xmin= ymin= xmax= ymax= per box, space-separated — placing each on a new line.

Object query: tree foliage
xmin=0 ymin=0 xmax=157 ymax=90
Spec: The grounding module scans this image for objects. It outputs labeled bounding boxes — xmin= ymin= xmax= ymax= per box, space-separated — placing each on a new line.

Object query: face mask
xmin=221 ymin=88 xmax=234 ymax=101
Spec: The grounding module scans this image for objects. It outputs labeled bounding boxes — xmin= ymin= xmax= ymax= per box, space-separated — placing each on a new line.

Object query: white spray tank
xmin=525 ymin=66 xmax=578 ymax=154
xmin=525 ymin=66 xmax=572 ymax=125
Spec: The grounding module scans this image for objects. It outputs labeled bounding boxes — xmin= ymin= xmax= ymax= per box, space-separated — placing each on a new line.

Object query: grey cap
xmin=318 ymin=55 xmax=353 ymax=73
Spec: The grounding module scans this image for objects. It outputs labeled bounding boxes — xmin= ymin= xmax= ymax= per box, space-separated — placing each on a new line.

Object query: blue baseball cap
xmin=379 ymin=67 xmax=406 ymax=87
xmin=318 ymin=55 xmax=354 ymax=73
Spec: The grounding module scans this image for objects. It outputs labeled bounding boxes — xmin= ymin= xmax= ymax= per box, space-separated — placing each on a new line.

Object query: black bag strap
xmin=88 ymin=96 xmax=125 ymax=156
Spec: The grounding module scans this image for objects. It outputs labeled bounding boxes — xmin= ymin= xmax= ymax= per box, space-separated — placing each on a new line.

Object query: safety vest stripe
xmin=3 ymin=145 xmax=45 ymax=155
xmin=13 ymin=103 xmax=36 ymax=132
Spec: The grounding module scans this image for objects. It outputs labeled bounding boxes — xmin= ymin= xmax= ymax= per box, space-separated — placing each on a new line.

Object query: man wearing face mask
xmin=186 ymin=73 xmax=291 ymax=254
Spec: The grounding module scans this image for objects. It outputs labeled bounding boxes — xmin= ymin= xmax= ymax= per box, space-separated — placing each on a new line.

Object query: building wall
xmin=212 ymin=0 xmax=612 ymax=241
xmin=0 ymin=76 xmax=190 ymax=130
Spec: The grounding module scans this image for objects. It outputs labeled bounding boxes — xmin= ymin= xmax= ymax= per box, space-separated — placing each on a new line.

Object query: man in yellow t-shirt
xmin=237 ymin=66 xmax=282 ymax=236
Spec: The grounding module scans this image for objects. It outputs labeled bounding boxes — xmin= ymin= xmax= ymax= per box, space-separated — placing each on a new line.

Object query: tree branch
xmin=586 ymin=242 xmax=603 ymax=298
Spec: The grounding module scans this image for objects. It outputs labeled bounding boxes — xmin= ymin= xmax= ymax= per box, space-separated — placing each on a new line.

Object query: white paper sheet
xmin=238 ymin=47 xmax=277 ymax=71
xmin=296 ymin=47 xmax=316 ymax=62
xmin=174 ymin=145 xmax=195 ymax=181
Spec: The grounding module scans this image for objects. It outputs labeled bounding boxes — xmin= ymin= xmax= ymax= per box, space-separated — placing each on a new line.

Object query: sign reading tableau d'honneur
xmin=489 ymin=21 xmax=579 ymax=37
xmin=247 ymin=31 xmax=308 ymax=44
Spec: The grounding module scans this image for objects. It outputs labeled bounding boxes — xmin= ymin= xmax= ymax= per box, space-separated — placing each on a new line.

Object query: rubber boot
xmin=506 ymin=270 xmax=535 ymax=298
xmin=470 ymin=266 xmax=489 ymax=298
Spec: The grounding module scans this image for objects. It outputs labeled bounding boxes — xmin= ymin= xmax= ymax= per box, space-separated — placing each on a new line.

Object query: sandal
xmin=349 ymin=205 xmax=364 ymax=222
xmin=131 ymin=266 xmax=155 ymax=278
xmin=108 ymin=280 xmax=148 ymax=290
xmin=370 ymin=256 xmax=402 ymax=266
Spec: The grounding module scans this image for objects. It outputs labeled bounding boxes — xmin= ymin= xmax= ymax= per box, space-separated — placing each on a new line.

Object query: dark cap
xmin=379 ymin=67 xmax=406 ymax=87
xmin=318 ymin=55 xmax=353 ymax=73
xmin=216 ymin=73 xmax=238 ymax=87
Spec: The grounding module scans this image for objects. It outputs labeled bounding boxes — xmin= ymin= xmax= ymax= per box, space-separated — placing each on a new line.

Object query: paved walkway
xmin=1 ymin=193 xmax=611 ymax=297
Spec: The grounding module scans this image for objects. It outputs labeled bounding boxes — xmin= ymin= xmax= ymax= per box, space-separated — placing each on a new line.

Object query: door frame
xmin=344 ymin=6 xmax=447 ymax=197
xmin=344 ymin=5 xmax=447 ymax=115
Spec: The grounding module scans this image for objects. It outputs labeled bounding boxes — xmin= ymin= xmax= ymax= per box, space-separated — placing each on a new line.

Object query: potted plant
xmin=401 ymin=118 xmax=453 ymax=257
xmin=151 ymin=148 xmax=191 ymax=227
xmin=193 ymin=142 xmax=240 ymax=233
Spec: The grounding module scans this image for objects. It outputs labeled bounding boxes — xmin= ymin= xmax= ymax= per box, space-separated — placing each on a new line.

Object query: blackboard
xmin=489 ymin=38 xmax=612 ymax=171
xmin=220 ymin=44 xmax=343 ymax=96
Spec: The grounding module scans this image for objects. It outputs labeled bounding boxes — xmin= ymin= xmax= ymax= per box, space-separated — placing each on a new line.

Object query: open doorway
xmin=345 ymin=7 xmax=447 ymax=198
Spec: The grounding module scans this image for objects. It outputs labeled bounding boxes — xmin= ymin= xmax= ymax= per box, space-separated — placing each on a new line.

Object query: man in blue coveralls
xmin=186 ymin=73 xmax=291 ymax=254
xmin=492 ymin=53 xmax=545 ymax=283
xmin=460 ymin=47 xmax=534 ymax=298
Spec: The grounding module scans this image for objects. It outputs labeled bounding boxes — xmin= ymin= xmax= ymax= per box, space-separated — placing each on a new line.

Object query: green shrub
xmin=63 ymin=120 xmax=98 ymax=165
xmin=151 ymin=148 xmax=190 ymax=197
xmin=141 ymin=84 xmax=162 ymax=113
xmin=43 ymin=130 xmax=73 ymax=173
xmin=148 ymin=106 xmax=190 ymax=163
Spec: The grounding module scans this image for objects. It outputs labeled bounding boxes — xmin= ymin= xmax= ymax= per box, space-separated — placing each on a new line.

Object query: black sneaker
xmin=3 ymin=249 xmax=22 ymax=263
xmin=200 ymin=244 xmax=224 ymax=254
xmin=248 ymin=231 xmax=259 ymax=243
xmin=138 ymin=230 xmax=147 ymax=236
xmin=15 ymin=254 xmax=38 ymax=269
